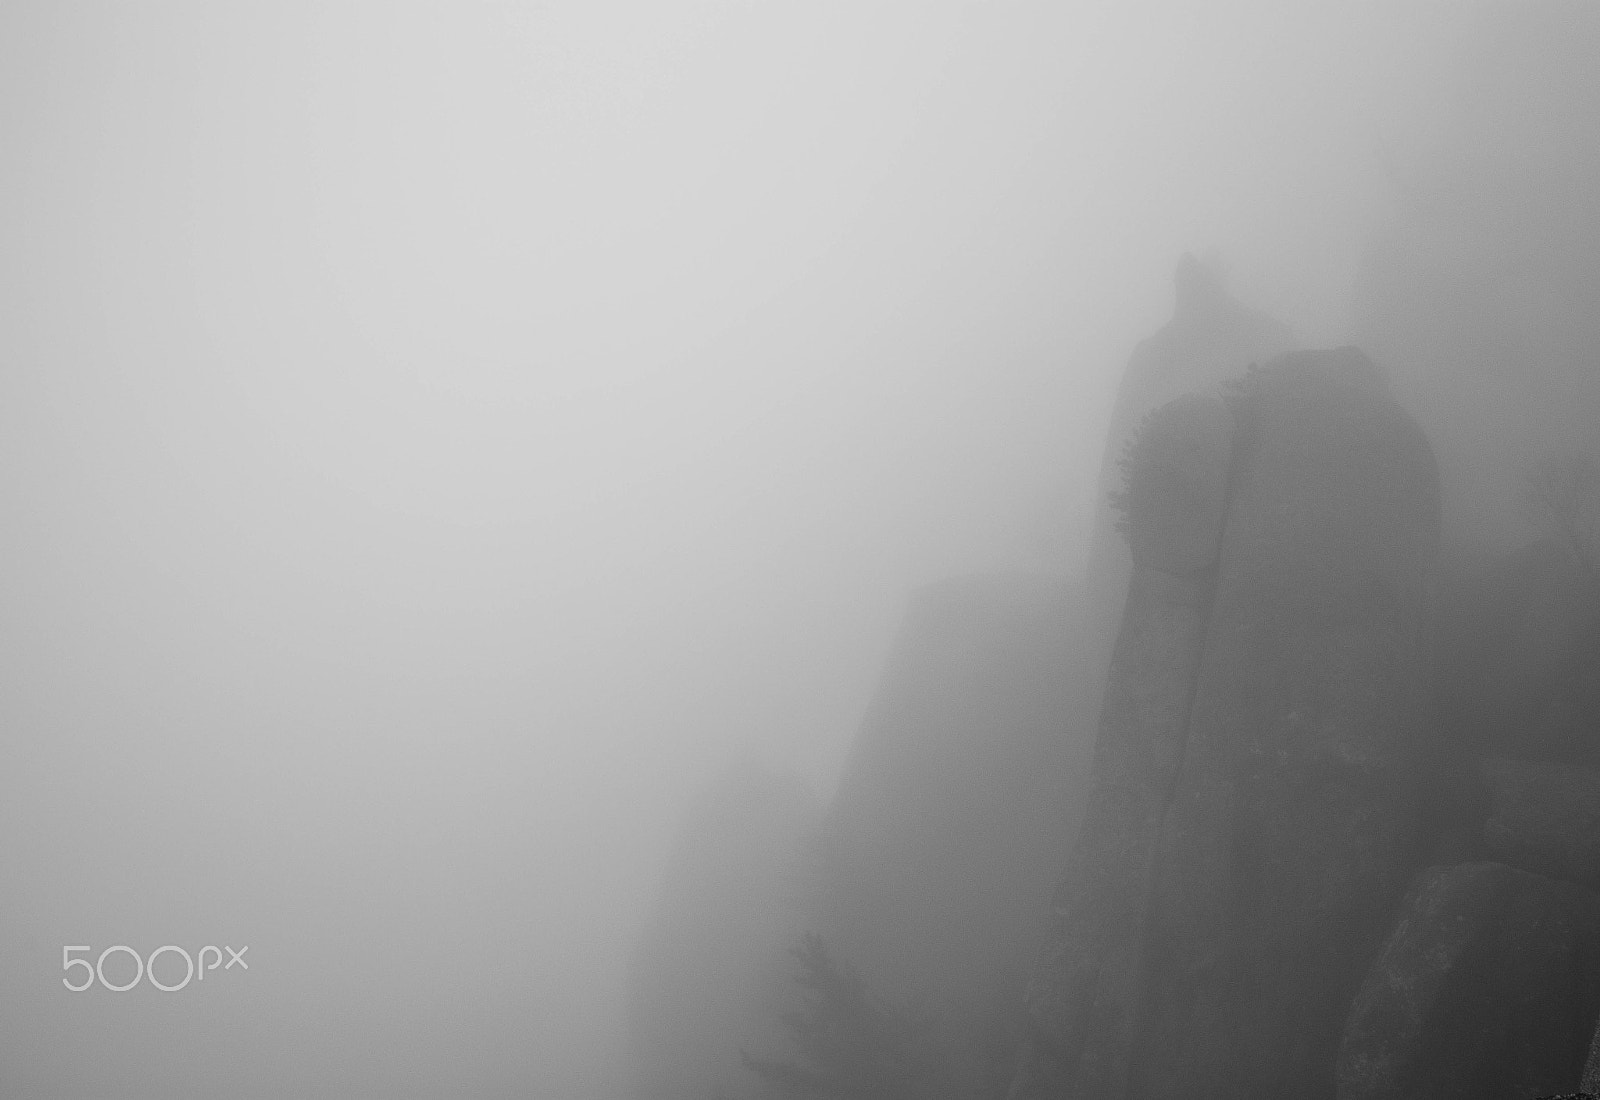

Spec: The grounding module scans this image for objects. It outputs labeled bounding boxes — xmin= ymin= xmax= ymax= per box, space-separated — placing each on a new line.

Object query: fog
xmin=0 ymin=3 xmax=1560 ymax=1097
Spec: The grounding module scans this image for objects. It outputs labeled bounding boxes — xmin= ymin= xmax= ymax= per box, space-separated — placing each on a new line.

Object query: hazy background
xmin=0 ymin=3 xmax=1489 ymax=1096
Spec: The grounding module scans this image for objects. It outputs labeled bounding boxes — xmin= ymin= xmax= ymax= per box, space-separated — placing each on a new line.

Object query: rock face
xmin=816 ymin=573 xmax=1097 ymax=1099
xmin=1137 ymin=350 xmax=1440 ymax=1100
xmin=1016 ymin=348 xmax=1441 ymax=1100
xmin=1479 ymin=758 xmax=1600 ymax=890
xmin=1337 ymin=862 xmax=1600 ymax=1100
xmin=1118 ymin=394 xmax=1236 ymax=577
xmin=1016 ymin=395 xmax=1233 ymax=1100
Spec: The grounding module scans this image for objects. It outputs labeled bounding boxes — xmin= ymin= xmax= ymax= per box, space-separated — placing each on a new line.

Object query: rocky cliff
xmin=1014 ymin=348 xmax=1444 ymax=1100
xmin=666 ymin=331 xmax=1599 ymax=1099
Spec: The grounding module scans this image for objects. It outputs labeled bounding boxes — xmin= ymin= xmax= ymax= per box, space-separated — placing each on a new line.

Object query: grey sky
xmin=0 ymin=3 xmax=1489 ymax=1096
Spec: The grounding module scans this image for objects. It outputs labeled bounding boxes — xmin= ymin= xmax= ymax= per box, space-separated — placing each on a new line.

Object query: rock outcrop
xmin=1337 ymin=862 xmax=1600 ymax=1100
xmin=1015 ymin=395 xmax=1232 ymax=1100
xmin=1016 ymin=348 xmax=1441 ymax=1100
xmin=1137 ymin=349 xmax=1440 ymax=1100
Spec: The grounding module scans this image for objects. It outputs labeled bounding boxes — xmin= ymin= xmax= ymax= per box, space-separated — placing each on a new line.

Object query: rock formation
xmin=1014 ymin=394 xmax=1232 ymax=1100
xmin=1015 ymin=348 xmax=1441 ymax=1100
xmin=1337 ymin=862 xmax=1600 ymax=1100
xmin=1138 ymin=348 xmax=1440 ymax=1100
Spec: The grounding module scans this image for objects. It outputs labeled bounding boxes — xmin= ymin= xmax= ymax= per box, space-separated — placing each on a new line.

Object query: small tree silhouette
xmin=741 ymin=933 xmax=932 ymax=1099
xmin=1107 ymin=390 xmax=1236 ymax=549
xmin=1106 ymin=407 xmax=1155 ymax=545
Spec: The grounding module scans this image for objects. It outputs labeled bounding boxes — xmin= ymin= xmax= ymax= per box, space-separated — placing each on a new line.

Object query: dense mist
xmin=2 ymin=3 xmax=1593 ymax=1098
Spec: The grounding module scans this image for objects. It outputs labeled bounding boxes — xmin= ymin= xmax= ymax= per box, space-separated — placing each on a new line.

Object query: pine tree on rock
xmin=741 ymin=933 xmax=932 ymax=1099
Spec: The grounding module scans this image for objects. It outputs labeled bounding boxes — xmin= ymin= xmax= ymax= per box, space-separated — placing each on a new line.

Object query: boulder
xmin=1479 ymin=758 xmax=1600 ymax=890
xmin=1337 ymin=862 xmax=1600 ymax=1100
